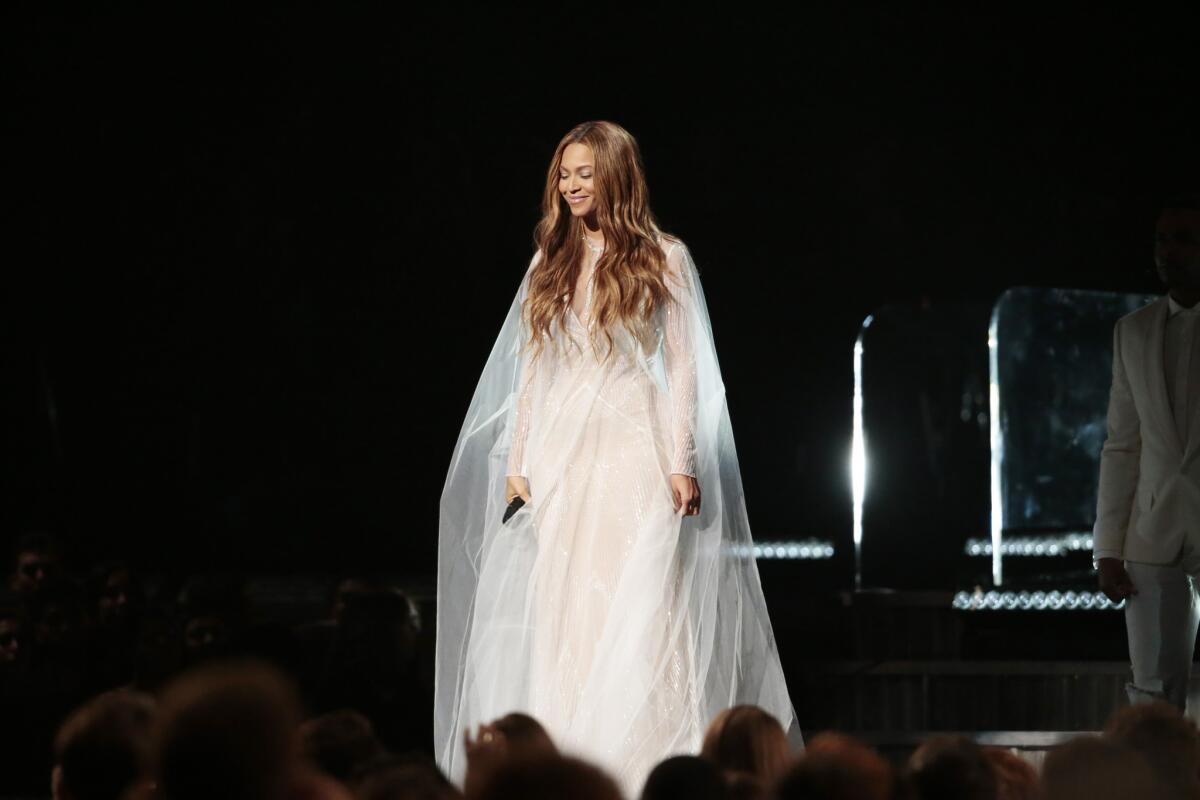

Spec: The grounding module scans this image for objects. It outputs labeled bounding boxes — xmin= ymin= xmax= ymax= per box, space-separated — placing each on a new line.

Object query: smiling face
xmin=558 ymin=143 xmax=597 ymax=219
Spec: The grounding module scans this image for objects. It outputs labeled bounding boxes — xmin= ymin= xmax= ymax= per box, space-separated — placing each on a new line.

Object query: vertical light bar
xmin=987 ymin=307 xmax=1004 ymax=587
xmin=851 ymin=315 xmax=872 ymax=591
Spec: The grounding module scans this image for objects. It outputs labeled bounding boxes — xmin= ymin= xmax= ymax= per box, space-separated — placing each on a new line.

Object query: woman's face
xmin=558 ymin=143 xmax=596 ymax=218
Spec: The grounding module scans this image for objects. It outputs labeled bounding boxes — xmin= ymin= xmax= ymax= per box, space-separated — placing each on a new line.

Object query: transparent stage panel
xmin=856 ymin=300 xmax=993 ymax=590
xmin=991 ymin=288 xmax=1157 ymax=584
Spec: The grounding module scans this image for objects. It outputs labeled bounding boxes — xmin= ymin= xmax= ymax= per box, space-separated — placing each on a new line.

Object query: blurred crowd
xmin=1 ymin=531 xmax=429 ymax=797
xmin=5 ymin=531 xmax=1200 ymax=800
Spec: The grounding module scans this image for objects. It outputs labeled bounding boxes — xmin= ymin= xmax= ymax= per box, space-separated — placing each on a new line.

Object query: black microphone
xmin=503 ymin=496 xmax=526 ymax=524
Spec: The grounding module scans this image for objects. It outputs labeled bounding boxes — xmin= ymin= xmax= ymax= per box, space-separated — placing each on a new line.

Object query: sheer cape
xmin=435 ymin=237 xmax=799 ymax=790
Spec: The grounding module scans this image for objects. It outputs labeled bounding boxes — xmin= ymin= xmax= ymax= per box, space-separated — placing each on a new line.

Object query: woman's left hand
xmin=670 ymin=473 xmax=701 ymax=516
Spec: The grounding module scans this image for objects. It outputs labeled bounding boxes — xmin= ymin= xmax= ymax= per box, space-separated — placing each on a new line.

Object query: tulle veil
xmin=435 ymin=239 xmax=800 ymax=787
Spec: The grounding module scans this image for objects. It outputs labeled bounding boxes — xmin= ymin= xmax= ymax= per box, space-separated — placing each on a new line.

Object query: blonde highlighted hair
xmin=523 ymin=120 xmax=679 ymax=362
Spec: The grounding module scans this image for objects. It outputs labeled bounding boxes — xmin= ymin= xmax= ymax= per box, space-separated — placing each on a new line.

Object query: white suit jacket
xmin=1094 ymin=296 xmax=1200 ymax=564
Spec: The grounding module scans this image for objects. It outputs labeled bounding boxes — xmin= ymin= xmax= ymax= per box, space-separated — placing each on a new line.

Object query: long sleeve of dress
xmin=663 ymin=243 xmax=698 ymax=479
xmin=505 ymin=342 xmax=536 ymax=479
xmin=505 ymin=253 xmax=542 ymax=480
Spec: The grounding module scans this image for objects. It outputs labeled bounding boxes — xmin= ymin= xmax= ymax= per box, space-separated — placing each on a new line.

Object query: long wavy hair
xmin=523 ymin=121 xmax=678 ymax=363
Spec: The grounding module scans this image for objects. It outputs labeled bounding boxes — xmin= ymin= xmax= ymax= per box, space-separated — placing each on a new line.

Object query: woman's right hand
xmin=505 ymin=476 xmax=532 ymax=505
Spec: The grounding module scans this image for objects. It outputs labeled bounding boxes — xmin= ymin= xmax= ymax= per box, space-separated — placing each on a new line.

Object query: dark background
xmin=6 ymin=5 xmax=1196 ymax=585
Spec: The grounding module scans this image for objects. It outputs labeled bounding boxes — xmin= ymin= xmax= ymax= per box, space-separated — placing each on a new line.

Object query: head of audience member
xmin=284 ymin=768 xmax=355 ymax=800
xmin=351 ymin=754 xmax=462 ymax=800
xmin=774 ymin=732 xmax=894 ymax=800
xmin=726 ymin=770 xmax=767 ymax=800
xmin=491 ymin=712 xmax=557 ymax=760
xmin=176 ymin=574 xmax=243 ymax=667
xmin=328 ymin=584 xmax=423 ymax=690
xmin=463 ymin=713 xmax=558 ymax=798
xmin=641 ymin=755 xmax=729 ymax=800
xmin=30 ymin=576 xmax=89 ymax=650
xmin=298 ymin=708 xmax=385 ymax=784
xmin=331 ymin=577 xmax=370 ymax=624
xmin=0 ymin=591 xmax=27 ymax=665
xmin=132 ymin=604 xmax=180 ymax=691
xmin=1041 ymin=735 xmax=1172 ymax=800
xmin=981 ymin=748 xmax=1038 ymax=800
xmin=701 ymin=705 xmax=793 ymax=786
xmin=1155 ymin=193 xmax=1200 ymax=301
xmin=474 ymin=754 xmax=623 ymax=800
xmin=51 ymin=689 xmax=156 ymax=800
xmin=1103 ymin=701 xmax=1200 ymax=796
xmin=151 ymin=659 xmax=304 ymax=800
xmin=92 ymin=560 xmax=145 ymax=630
xmin=9 ymin=530 xmax=62 ymax=598
xmin=335 ymin=580 xmax=422 ymax=647
xmin=906 ymin=735 xmax=997 ymax=800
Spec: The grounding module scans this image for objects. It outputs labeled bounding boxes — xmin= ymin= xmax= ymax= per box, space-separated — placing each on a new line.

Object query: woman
xmin=436 ymin=120 xmax=799 ymax=795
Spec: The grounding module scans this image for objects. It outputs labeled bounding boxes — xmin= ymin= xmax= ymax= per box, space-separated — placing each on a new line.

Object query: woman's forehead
xmin=561 ymin=142 xmax=593 ymax=166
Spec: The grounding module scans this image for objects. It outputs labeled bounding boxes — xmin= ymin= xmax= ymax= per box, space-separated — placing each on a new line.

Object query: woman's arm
xmin=506 ymin=252 xmax=543 ymax=481
xmin=663 ymin=242 xmax=698 ymax=479
xmin=505 ymin=344 xmax=537 ymax=480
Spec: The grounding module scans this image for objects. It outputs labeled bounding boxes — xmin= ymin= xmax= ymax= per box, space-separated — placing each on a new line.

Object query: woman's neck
xmin=582 ymin=215 xmax=603 ymax=246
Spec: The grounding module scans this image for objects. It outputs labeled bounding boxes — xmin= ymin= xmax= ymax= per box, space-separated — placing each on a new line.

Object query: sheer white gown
xmin=436 ymin=235 xmax=799 ymax=796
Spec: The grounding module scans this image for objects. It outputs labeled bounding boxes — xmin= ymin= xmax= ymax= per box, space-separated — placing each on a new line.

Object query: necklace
xmin=581 ymin=232 xmax=605 ymax=253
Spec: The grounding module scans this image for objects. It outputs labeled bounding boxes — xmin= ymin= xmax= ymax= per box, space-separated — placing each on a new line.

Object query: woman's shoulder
xmin=657 ymin=233 xmax=689 ymax=272
xmin=657 ymin=232 xmax=685 ymax=252
xmin=656 ymin=233 xmax=690 ymax=278
xmin=525 ymin=247 xmax=544 ymax=272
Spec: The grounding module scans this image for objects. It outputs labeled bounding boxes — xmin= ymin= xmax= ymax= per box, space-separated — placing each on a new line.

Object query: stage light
xmin=851 ymin=316 xmax=872 ymax=589
xmin=728 ymin=540 xmax=835 ymax=560
xmin=987 ymin=314 xmax=1003 ymax=586
xmin=963 ymin=532 xmax=1093 ymax=557
xmin=951 ymin=589 xmax=1123 ymax=611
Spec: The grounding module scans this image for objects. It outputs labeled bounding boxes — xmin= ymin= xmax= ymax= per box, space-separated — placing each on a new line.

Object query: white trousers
xmin=1124 ymin=554 xmax=1200 ymax=710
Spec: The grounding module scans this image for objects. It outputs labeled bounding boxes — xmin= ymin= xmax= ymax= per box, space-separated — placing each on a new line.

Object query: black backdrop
xmin=5 ymin=5 xmax=1196 ymax=583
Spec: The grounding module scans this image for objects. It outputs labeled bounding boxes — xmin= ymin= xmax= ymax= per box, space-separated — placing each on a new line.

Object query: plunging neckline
xmin=569 ymin=290 xmax=590 ymax=328
xmin=570 ymin=251 xmax=601 ymax=326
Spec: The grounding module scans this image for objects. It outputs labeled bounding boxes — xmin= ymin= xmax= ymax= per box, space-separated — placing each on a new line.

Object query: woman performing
xmin=436 ymin=120 xmax=799 ymax=795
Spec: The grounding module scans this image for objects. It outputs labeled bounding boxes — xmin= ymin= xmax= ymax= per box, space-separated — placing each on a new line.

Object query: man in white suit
xmin=1095 ymin=196 xmax=1200 ymax=710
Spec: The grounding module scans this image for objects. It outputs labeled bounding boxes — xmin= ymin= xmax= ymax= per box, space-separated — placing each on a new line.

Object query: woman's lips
xmin=567 ymin=195 xmax=589 ymax=204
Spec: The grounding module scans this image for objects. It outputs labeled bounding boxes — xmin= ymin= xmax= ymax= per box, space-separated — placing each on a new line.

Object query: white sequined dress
xmin=436 ymin=235 xmax=799 ymax=796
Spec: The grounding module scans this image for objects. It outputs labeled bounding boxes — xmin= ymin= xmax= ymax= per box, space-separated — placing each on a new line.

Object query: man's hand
xmin=1098 ymin=557 xmax=1137 ymax=603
